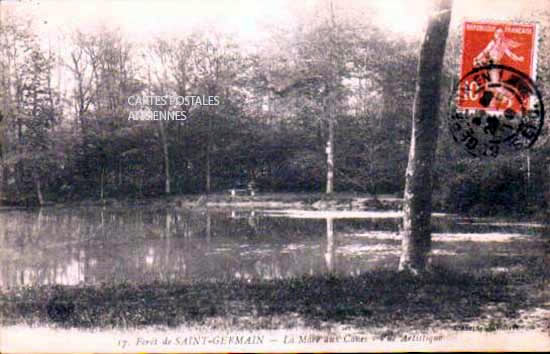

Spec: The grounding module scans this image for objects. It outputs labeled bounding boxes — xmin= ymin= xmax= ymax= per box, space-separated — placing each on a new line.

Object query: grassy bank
xmin=1 ymin=265 xmax=547 ymax=337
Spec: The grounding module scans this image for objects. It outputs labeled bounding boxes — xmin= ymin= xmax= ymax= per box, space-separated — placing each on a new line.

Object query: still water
xmin=0 ymin=205 xmax=547 ymax=288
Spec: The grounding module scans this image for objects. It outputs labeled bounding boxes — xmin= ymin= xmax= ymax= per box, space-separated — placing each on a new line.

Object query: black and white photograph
xmin=0 ymin=0 xmax=549 ymax=352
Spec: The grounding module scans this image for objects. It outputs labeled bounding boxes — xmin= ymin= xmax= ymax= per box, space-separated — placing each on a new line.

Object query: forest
xmin=1 ymin=3 xmax=549 ymax=219
xmin=1 ymin=3 xmax=550 ymax=350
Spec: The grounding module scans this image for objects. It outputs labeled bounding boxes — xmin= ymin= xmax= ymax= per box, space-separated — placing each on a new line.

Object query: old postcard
xmin=0 ymin=0 xmax=548 ymax=352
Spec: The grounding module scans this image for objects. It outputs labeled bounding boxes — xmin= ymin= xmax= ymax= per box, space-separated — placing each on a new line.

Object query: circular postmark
xmin=448 ymin=64 xmax=544 ymax=157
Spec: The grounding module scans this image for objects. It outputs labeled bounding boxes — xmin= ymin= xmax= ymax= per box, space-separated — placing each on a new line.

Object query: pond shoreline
xmin=1 ymin=192 xmax=402 ymax=212
xmin=2 ymin=192 xmax=548 ymax=222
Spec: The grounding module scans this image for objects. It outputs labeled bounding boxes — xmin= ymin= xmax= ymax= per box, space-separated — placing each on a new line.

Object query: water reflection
xmin=325 ymin=217 xmax=337 ymax=272
xmin=0 ymin=206 xmax=546 ymax=288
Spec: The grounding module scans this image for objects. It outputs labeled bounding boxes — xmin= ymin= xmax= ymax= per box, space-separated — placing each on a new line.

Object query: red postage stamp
xmin=458 ymin=21 xmax=539 ymax=112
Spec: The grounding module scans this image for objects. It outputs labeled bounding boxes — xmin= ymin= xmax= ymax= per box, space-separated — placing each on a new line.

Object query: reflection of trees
xmin=325 ymin=217 xmax=337 ymax=272
xmin=7 ymin=207 xmax=527 ymax=288
xmin=206 ymin=211 xmax=211 ymax=244
xmin=0 ymin=208 xmax=337 ymax=286
xmin=164 ymin=211 xmax=173 ymax=277
xmin=0 ymin=209 xmax=88 ymax=286
xmin=247 ymin=211 xmax=257 ymax=229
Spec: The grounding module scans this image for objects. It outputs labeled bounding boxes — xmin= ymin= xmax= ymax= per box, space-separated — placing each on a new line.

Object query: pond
xmin=0 ymin=205 xmax=547 ymax=288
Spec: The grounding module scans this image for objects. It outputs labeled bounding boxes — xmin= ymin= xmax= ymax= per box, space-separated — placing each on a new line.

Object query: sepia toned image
xmin=0 ymin=0 xmax=549 ymax=352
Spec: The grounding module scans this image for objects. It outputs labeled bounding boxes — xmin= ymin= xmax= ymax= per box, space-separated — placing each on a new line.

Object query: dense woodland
xmin=1 ymin=5 xmax=549 ymax=217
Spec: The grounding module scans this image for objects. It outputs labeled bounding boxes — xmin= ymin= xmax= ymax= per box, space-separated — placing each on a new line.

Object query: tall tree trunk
xmin=159 ymin=121 xmax=171 ymax=194
xmin=326 ymin=112 xmax=334 ymax=194
xmin=399 ymin=0 xmax=452 ymax=274
xmin=0 ymin=127 xmax=4 ymax=203
xmin=0 ymin=106 xmax=5 ymax=203
xmin=547 ymin=160 xmax=550 ymax=210
xmin=0 ymin=159 xmax=3 ymax=203
xmin=326 ymin=0 xmax=337 ymax=195
xmin=206 ymin=111 xmax=212 ymax=195
xmin=525 ymin=152 xmax=530 ymax=209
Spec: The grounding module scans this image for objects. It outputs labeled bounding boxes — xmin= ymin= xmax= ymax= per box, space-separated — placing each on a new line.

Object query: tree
xmin=339 ymin=30 xmax=418 ymax=195
xmin=260 ymin=6 xmax=354 ymax=195
xmin=191 ymin=35 xmax=254 ymax=194
xmin=399 ymin=0 xmax=453 ymax=274
xmin=19 ymin=49 xmax=61 ymax=205
xmin=148 ymin=38 xmax=197 ymax=195
xmin=534 ymin=11 xmax=550 ymax=212
xmin=66 ymin=29 xmax=144 ymax=200
xmin=0 ymin=9 xmax=64 ymax=205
